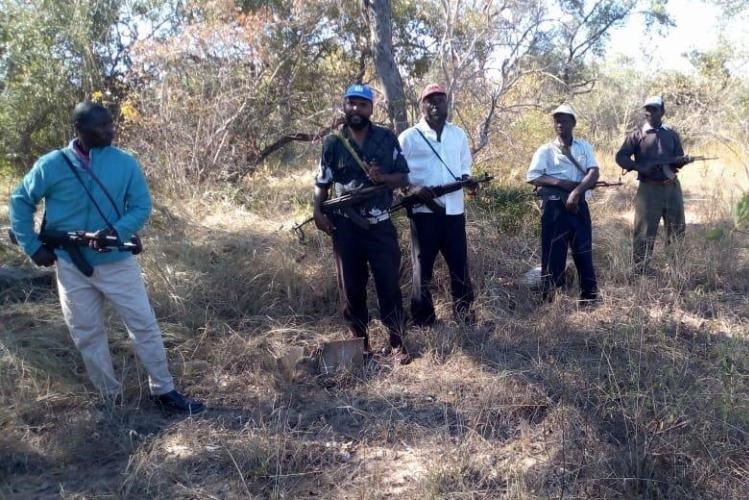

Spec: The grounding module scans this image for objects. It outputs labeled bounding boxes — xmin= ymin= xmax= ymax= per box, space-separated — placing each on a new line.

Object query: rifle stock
xmin=292 ymin=184 xmax=390 ymax=242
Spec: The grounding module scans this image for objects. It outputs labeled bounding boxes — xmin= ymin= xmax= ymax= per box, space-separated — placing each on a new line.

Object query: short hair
xmin=72 ymin=102 xmax=110 ymax=127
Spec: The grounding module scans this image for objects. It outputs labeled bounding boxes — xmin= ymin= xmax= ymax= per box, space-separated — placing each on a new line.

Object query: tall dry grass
xmin=1 ymin=144 xmax=747 ymax=498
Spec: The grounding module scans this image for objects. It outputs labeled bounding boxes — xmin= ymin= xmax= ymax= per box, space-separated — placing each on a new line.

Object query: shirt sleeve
xmin=527 ymin=146 xmax=547 ymax=182
xmin=585 ymin=142 xmax=600 ymax=170
xmin=390 ymin=132 xmax=409 ymax=174
xmin=615 ymin=132 xmax=638 ymax=170
xmin=459 ymin=128 xmax=472 ymax=176
xmin=112 ymin=157 xmax=152 ymax=242
xmin=315 ymin=135 xmax=337 ymax=187
xmin=671 ymin=130 xmax=685 ymax=157
xmin=8 ymin=160 xmax=48 ymax=257
xmin=398 ymin=130 xmax=411 ymax=158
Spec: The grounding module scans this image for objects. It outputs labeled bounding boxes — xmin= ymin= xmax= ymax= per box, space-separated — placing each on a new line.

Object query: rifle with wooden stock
xmin=633 ymin=155 xmax=718 ymax=180
xmin=292 ymin=173 xmax=494 ymax=242
xmin=390 ymin=172 xmax=495 ymax=215
xmin=292 ymin=184 xmax=391 ymax=242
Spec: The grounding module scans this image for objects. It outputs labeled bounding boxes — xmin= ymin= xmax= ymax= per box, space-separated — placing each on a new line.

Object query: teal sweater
xmin=9 ymin=140 xmax=152 ymax=267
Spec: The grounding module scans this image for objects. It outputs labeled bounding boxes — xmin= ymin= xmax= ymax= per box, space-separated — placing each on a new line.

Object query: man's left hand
xmin=565 ymin=190 xmax=581 ymax=213
xmin=672 ymin=155 xmax=694 ymax=167
xmin=89 ymin=227 xmax=118 ymax=251
xmin=367 ymin=164 xmax=385 ymax=184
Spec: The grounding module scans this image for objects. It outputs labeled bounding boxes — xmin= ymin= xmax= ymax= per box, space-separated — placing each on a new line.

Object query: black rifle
xmin=390 ymin=173 xmax=495 ymax=215
xmin=535 ymin=179 xmax=622 ymax=201
xmin=292 ymin=184 xmax=391 ymax=242
xmin=8 ymin=228 xmax=137 ymax=277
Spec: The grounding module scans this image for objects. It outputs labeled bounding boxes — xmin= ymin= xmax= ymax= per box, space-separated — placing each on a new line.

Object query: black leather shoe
xmin=153 ymin=390 xmax=205 ymax=414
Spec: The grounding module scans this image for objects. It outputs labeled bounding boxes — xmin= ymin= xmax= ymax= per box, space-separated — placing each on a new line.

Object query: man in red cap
xmin=398 ymin=84 xmax=475 ymax=326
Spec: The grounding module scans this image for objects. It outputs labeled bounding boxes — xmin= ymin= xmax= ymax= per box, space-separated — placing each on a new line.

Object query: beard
xmin=427 ymin=109 xmax=447 ymax=124
xmin=345 ymin=113 xmax=371 ymax=131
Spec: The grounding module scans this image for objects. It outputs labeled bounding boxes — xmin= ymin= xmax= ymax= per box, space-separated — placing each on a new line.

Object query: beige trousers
xmin=56 ymin=256 xmax=174 ymax=396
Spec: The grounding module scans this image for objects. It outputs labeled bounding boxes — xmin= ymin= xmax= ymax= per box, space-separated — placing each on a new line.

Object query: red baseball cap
xmin=420 ymin=83 xmax=446 ymax=101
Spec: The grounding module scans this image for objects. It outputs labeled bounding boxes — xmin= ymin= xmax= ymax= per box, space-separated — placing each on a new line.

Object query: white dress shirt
xmin=527 ymin=137 xmax=599 ymax=183
xmin=399 ymin=120 xmax=472 ymax=215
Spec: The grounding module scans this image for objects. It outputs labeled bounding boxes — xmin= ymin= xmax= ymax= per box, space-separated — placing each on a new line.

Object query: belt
xmin=365 ymin=213 xmax=390 ymax=224
xmin=338 ymin=210 xmax=390 ymax=224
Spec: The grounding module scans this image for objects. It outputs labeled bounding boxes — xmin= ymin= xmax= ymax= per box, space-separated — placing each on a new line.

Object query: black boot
xmin=152 ymin=390 xmax=205 ymax=414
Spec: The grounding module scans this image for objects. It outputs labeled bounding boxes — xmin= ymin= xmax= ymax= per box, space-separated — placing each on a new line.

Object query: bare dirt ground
xmin=1 ymin=157 xmax=747 ymax=499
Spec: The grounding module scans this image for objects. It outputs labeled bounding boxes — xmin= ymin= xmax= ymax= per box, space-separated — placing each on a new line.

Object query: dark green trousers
xmin=633 ymin=179 xmax=685 ymax=266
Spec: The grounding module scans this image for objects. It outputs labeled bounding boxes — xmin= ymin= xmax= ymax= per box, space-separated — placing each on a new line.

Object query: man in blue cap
xmin=313 ymin=84 xmax=412 ymax=364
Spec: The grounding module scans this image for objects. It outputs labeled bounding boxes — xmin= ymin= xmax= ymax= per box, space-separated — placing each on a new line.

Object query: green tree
xmin=0 ymin=0 xmax=180 ymax=171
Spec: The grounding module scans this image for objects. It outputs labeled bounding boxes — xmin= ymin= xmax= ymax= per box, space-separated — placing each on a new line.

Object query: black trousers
xmin=332 ymin=216 xmax=406 ymax=345
xmin=410 ymin=213 xmax=474 ymax=325
xmin=540 ymin=199 xmax=597 ymax=299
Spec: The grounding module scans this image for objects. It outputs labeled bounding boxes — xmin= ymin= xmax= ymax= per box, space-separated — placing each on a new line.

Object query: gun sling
xmin=58 ymin=151 xmax=143 ymax=254
xmin=412 ymin=128 xmax=461 ymax=215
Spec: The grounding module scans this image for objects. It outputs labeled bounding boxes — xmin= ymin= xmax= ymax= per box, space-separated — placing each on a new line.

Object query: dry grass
xmin=1 ymin=146 xmax=747 ymax=499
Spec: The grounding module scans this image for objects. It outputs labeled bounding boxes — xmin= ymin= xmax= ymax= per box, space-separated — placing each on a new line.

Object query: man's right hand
xmin=411 ymin=186 xmax=437 ymax=203
xmin=313 ymin=211 xmax=336 ymax=236
xmin=31 ymin=246 xmax=57 ymax=267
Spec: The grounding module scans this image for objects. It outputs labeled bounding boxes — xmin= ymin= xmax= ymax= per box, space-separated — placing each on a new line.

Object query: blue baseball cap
xmin=344 ymin=84 xmax=374 ymax=102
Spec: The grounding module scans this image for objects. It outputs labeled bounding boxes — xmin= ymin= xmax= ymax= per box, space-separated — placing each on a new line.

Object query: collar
xmin=552 ymin=136 xmax=579 ymax=148
xmin=642 ymin=122 xmax=671 ymax=133
xmin=415 ymin=118 xmax=453 ymax=137
xmin=342 ymin=123 xmax=374 ymax=144
xmin=72 ymin=139 xmax=90 ymax=158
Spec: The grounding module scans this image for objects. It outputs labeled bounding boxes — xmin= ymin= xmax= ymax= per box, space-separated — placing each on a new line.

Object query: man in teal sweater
xmin=9 ymin=102 xmax=204 ymax=414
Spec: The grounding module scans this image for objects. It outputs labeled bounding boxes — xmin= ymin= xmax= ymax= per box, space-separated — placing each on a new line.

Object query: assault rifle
xmin=292 ymin=174 xmax=495 ymax=242
xmin=535 ymin=179 xmax=623 ymax=201
xmin=390 ymin=173 xmax=495 ymax=215
xmin=8 ymin=229 xmax=137 ymax=277
xmin=633 ymin=155 xmax=718 ymax=180
xmin=292 ymin=184 xmax=391 ymax=242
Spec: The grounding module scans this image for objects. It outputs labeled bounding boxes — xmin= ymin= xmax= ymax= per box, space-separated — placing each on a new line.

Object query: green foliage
xmin=473 ymin=184 xmax=537 ymax=233
xmin=735 ymin=192 xmax=749 ymax=228
xmin=0 ymin=0 xmax=180 ymax=171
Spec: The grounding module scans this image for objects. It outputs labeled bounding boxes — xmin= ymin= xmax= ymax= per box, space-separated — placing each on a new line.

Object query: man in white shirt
xmin=399 ymin=84 xmax=475 ymax=325
xmin=527 ymin=104 xmax=600 ymax=304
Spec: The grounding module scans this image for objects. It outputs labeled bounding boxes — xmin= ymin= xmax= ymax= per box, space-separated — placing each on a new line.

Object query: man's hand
xmin=31 ymin=246 xmax=57 ymax=267
xmin=461 ymin=175 xmax=480 ymax=195
xmin=556 ymin=179 xmax=580 ymax=192
xmin=411 ymin=186 xmax=437 ymax=203
xmin=313 ymin=210 xmax=336 ymax=236
xmin=565 ymin=190 xmax=581 ymax=214
xmin=89 ymin=227 xmax=118 ymax=252
xmin=364 ymin=161 xmax=384 ymax=184
xmin=672 ymin=155 xmax=694 ymax=167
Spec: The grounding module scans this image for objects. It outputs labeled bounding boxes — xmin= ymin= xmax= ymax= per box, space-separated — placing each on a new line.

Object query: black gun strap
xmin=558 ymin=144 xmax=589 ymax=176
xmin=58 ymin=151 xmax=118 ymax=233
xmin=414 ymin=128 xmax=460 ymax=180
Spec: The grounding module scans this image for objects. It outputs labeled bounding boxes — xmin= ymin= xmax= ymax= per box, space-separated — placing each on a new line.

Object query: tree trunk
xmin=363 ymin=0 xmax=408 ymax=134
